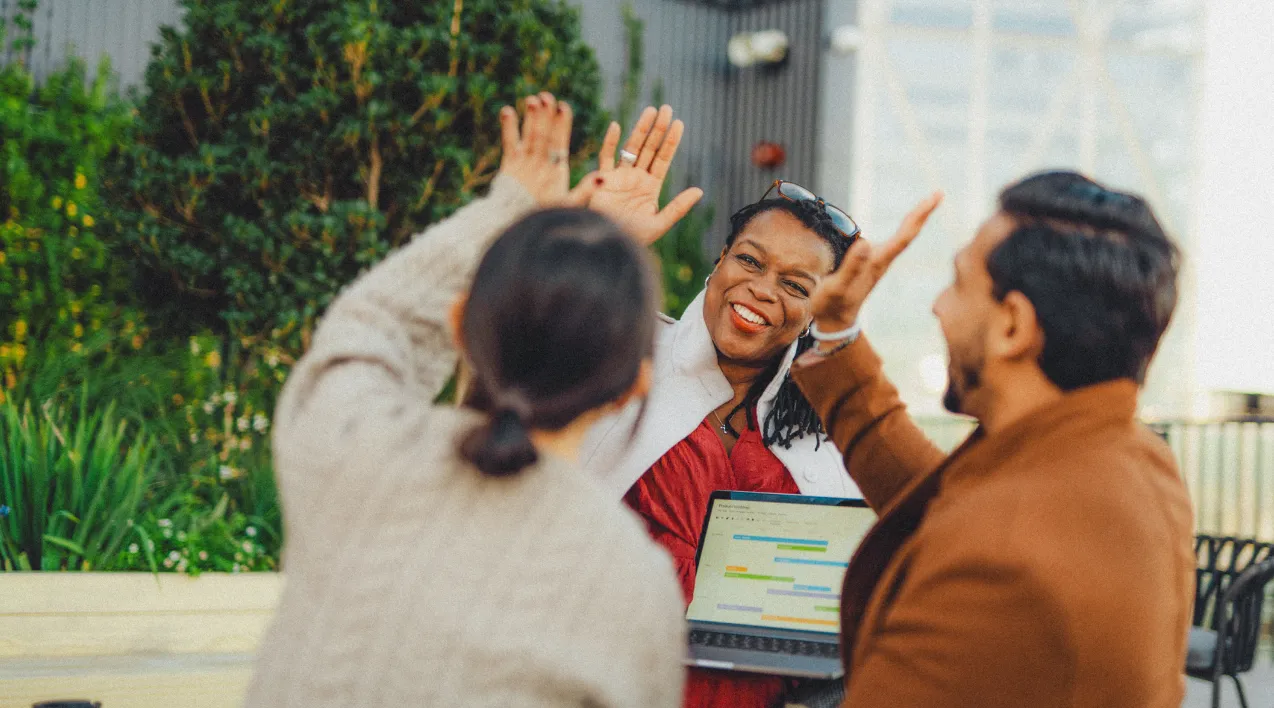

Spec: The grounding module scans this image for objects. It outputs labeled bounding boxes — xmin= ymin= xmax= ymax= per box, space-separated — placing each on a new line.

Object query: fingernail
xmin=595 ymin=177 xmax=605 ymax=185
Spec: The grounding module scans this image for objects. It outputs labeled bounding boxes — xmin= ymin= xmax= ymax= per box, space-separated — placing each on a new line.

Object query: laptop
xmin=684 ymin=491 xmax=876 ymax=679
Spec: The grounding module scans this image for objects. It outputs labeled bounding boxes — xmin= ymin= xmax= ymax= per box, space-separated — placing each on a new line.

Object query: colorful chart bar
xmin=768 ymin=589 xmax=841 ymax=600
xmin=725 ymin=565 xmax=748 ymax=572
xmin=726 ymin=572 xmax=797 ymax=582
xmin=814 ymin=606 xmax=839 ymax=613
xmin=733 ymin=534 xmax=829 ymax=546
xmin=794 ymin=584 xmax=833 ymax=592
xmin=777 ymin=544 xmax=827 ymax=552
xmin=717 ymin=603 xmax=763 ymax=613
xmin=762 ymin=614 xmax=838 ymax=627
xmin=774 ymin=557 xmax=848 ymax=567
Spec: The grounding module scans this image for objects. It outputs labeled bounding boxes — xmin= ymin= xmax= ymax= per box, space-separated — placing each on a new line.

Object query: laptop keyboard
xmin=689 ymin=629 xmax=839 ymax=659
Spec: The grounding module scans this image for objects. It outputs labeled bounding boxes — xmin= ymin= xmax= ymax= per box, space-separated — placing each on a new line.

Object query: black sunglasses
xmin=761 ymin=180 xmax=861 ymax=241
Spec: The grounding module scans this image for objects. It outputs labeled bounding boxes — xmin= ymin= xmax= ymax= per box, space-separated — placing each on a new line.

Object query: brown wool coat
xmin=793 ymin=337 xmax=1195 ymax=708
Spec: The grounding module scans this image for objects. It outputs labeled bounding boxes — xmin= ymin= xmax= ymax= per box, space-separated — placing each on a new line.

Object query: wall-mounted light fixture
xmin=727 ymin=29 xmax=789 ymax=68
xmin=828 ymin=25 xmax=862 ymax=56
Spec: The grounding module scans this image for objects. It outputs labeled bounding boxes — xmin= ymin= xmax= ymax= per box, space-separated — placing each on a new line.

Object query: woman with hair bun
xmin=245 ymin=93 xmax=700 ymax=708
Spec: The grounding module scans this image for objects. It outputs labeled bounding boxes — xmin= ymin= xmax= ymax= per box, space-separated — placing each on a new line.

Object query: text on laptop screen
xmin=687 ymin=498 xmax=876 ymax=634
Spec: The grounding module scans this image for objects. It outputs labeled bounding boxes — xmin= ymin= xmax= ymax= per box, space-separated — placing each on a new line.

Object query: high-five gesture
xmin=810 ymin=192 xmax=944 ymax=333
xmin=498 ymin=92 xmax=604 ymax=207
xmin=589 ymin=105 xmax=704 ymax=245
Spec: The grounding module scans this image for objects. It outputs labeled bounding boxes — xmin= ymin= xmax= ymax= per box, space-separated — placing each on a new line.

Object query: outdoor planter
xmin=0 ymin=572 xmax=282 ymax=708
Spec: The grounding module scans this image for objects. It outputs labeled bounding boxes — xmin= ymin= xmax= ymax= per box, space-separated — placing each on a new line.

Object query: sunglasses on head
xmin=761 ymin=180 xmax=861 ymax=241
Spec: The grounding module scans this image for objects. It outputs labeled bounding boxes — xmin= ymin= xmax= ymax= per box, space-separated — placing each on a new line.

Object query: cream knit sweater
xmin=243 ymin=175 xmax=686 ymax=708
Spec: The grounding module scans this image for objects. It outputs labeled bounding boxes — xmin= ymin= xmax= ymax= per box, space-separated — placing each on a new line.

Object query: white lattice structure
xmin=840 ymin=0 xmax=1203 ymax=415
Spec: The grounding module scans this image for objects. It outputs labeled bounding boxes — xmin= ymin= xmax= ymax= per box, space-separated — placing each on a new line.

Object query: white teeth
xmin=732 ymin=303 xmax=767 ymax=326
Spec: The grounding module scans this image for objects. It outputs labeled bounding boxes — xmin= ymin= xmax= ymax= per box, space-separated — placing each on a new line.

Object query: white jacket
xmin=580 ymin=290 xmax=861 ymax=500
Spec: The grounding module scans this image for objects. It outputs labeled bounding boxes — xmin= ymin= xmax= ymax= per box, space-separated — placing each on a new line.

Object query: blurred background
xmin=0 ymin=0 xmax=1269 ymax=705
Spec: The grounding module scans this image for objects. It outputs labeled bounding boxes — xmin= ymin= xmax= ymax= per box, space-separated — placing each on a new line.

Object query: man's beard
xmin=942 ymin=352 xmax=984 ymax=415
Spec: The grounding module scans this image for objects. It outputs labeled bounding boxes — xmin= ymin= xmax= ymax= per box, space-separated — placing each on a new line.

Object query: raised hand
xmin=498 ymin=92 xmax=604 ymax=208
xmin=810 ymin=192 xmax=944 ymax=333
xmin=588 ymin=105 xmax=704 ymax=245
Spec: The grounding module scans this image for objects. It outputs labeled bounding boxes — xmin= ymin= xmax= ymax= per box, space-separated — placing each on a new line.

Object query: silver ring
xmin=619 ymin=149 xmax=638 ymax=165
xmin=549 ymin=149 xmax=567 ymax=165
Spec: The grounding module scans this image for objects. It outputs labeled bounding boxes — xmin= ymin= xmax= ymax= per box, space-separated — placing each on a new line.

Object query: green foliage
xmin=616 ymin=3 xmax=644 ymax=132
xmin=653 ymin=183 xmax=714 ymax=318
xmin=105 ymin=0 xmax=610 ymax=365
xmin=0 ymin=56 xmax=140 ymax=395
xmin=0 ymin=388 xmax=157 ymax=571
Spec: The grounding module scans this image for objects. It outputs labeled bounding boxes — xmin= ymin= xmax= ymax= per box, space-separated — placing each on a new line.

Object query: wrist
xmin=809 ymin=319 xmax=861 ymax=342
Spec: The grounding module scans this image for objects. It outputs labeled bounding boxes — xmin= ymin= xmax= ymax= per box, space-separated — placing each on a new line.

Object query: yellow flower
xmin=82 ymin=215 xmax=95 ymax=228
xmin=51 ymin=197 xmax=63 ymax=210
xmin=0 ymin=252 xmax=6 ymax=265
xmin=13 ymin=344 xmax=25 ymax=362
xmin=70 ymin=343 xmax=82 ymax=353
xmin=205 ymin=351 xmax=222 ymax=369
xmin=132 ymin=335 xmax=144 ymax=349
xmin=74 ymin=173 xmax=87 ymax=190
xmin=70 ymin=247 xmax=83 ymax=260
xmin=0 ymin=345 xmax=10 ymax=358
xmin=66 ymin=202 xmax=78 ymax=218
xmin=73 ymin=324 xmax=84 ymax=338
xmin=14 ymin=320 xmax=27 ymax=339
xmin=69 ymin=302 xmax=82 ymax=315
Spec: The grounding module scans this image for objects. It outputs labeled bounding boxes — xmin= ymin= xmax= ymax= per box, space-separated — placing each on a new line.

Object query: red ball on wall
xmin=751 ymin=141 xmax=786 ymax=169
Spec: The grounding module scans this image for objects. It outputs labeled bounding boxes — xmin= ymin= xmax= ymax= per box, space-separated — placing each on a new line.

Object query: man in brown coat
xmin=792 ymin=171 xmax=1194 ymax=707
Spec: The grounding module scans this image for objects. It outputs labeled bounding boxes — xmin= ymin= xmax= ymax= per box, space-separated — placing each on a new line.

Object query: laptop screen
xmin=687 ymin=494 xmax=876 ymax=634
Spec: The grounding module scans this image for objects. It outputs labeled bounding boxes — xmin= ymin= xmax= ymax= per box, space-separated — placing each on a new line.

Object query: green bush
xmin=0 ymin=55 xmax=140 ymax=399
xmin=106 ymin=0 xmax=609 ymax=365
xmin=0 ymin=389 xmax=157 ymax=571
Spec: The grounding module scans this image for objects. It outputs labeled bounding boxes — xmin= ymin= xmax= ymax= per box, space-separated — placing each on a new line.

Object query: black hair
xmin=720 ymin=198 xmax=855 ymax=449
xmin=458 ymin=208 xmax=660 ymax=477
xmin=991 ymin=170 xmax=1180 ymax=390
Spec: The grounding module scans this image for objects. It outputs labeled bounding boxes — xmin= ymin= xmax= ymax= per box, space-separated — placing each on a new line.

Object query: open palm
xmin=589 ymin=105 xmax=704 ymax=246
xmin=810 ymin=192 xmax=944 ymax=332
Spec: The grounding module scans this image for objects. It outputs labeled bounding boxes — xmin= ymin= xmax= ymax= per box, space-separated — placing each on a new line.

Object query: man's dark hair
xmin=721 ymin=198 xmax=855 ymax=449
xmin=991 ymin=170 xmax=1180 ymax=390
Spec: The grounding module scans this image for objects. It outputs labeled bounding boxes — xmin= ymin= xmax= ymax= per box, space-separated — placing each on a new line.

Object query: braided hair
xmin=718 ymin=198 xmax=853 ymax=449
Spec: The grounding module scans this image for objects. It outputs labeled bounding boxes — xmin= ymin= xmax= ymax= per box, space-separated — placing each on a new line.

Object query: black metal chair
xmin=1186 ymin=535 xmax=1274 ymax=708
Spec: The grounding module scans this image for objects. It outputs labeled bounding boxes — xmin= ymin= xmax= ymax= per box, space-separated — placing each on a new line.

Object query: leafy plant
xmin=105 ymin=0 xmax=610 ymax=370
xmin=0 ymin=388 xmax=158 ymax=571
xmin=0 ymin=52 xmax=141 ymax=400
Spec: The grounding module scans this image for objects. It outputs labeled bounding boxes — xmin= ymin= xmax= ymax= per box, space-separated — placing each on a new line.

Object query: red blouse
xmin=624 ymin=416 xmax=800 ymax=708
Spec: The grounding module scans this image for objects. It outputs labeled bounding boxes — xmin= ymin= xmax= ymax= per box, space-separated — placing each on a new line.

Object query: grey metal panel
xmin=2 ymin=0 xmax=182 ymax=86
xmin=577 ymin=0 xmax=827 ymax=252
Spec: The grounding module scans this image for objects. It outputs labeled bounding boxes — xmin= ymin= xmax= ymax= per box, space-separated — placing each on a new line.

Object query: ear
xmin=989 ymin=290 xmax=1043 ymax=361
xmin=613 ymin=358 xmax=654 ymax=409
xmin=449 ymin=294 xmax=468 ymax=356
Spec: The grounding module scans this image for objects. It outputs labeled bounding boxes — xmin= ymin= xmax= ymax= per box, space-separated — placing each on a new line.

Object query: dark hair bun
xmin=459 ymin=407 xmax=539 ymax=478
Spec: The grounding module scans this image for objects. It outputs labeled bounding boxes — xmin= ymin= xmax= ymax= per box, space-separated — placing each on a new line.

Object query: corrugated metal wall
xmin=580 ymin=0 xmax=827 ymax=251
xmin=0 ymin=0 xmax=183 ymax=85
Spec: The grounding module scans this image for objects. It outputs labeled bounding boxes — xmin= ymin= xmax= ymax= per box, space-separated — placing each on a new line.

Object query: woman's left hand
xmin=588 ymin=105 xmax=704 ymax=245
xmin=497 ymin=92 xmax=604 ymax=207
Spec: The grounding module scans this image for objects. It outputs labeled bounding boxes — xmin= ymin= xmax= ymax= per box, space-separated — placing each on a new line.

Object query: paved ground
xmin=1184 ymin=657 xmax=1274 ymax=707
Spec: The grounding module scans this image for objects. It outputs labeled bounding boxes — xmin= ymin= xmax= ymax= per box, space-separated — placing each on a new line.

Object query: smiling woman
xmin=579 ymin=165 xmax=862 ymax=708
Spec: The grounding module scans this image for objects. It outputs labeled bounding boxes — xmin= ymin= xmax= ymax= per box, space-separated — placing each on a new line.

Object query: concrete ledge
xmin=0 ymin=572 xmax=282 ymax=658
xmin=0 ymin=653 xmax=254 ymax=708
